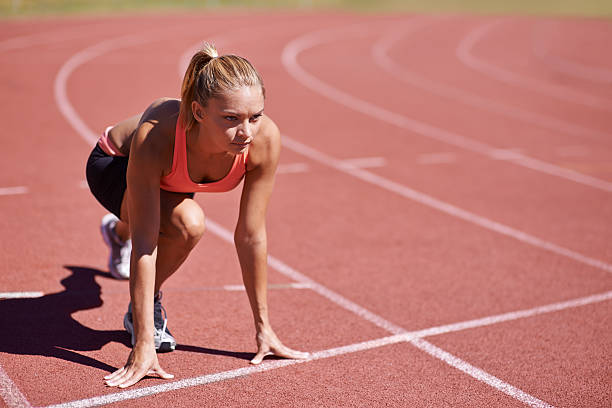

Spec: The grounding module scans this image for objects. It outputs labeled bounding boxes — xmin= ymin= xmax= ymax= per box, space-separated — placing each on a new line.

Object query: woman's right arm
xmin=104 ymin=120 xmax=173 ymax=388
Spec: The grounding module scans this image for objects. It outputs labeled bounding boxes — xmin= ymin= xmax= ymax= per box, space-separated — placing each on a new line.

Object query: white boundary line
xmin=531 ymin=21 xmax=612 ymax=85
xmin=409 ymin=338 xmax=554 ymax=408
xmin=280 ymin=22 xmax=612 ymax=193
xmin=0 ymin=365 xmax=31 ymax=408
xmin=456 ymin=19 xmax=612 ymax=112
xmin=372 ymin=19 xmax=611 ymax=142
xmin=0 ymin=292 xmax=43 ymax=299
xmin=280 ymin=136 xmax=612 ymax=274
xmin=41 ymin=287 xmax=612 ymax=408
xmin=0 ymin=186 xmax=28 ymax=196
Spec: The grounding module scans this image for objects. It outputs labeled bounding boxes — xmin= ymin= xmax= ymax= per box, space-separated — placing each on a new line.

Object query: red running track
xmin=0 ymin=11 xmax=611 ymax=408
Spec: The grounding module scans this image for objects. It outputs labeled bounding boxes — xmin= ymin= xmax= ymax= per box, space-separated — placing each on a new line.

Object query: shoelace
xmin=154 ymin=293 xmax=170 ymax=339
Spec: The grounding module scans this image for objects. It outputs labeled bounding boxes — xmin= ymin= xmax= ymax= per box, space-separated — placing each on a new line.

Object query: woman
xmin=86 ymin=43 xmax=308 ymax=389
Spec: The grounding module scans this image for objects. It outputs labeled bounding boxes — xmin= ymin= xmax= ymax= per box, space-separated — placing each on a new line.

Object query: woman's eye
xmin=225 ymin=116 xmax=237 ymax=121
xmin=250 ymin=114 xmax=262 ymax=123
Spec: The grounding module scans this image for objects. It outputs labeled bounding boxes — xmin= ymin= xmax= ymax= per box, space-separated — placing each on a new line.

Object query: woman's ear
xmin=191 ymin=100 xmax=204 ymax=122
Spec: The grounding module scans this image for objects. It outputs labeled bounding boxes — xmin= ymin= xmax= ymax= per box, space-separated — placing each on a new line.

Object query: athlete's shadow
xmin=0 ymin=266 xmax=130 ymax=372
xmin=0 ymin=266 xmax=257 ymax=372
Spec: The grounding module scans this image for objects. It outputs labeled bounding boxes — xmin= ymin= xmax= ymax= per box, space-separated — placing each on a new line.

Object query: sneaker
xmin=123 ymin=291 xmax=177 ymax=352
xmin=100 ymin=213 xmax=131 ymax=280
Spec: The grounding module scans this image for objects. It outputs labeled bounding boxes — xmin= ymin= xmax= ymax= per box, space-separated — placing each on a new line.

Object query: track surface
xmin=0 ymin=12 xmax=611 ymax=408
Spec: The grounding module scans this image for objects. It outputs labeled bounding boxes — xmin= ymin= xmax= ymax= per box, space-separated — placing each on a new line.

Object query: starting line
xmin=41 ymin=288 xmax=612 ymax=408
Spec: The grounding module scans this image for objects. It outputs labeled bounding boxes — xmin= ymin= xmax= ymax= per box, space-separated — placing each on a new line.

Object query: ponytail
xmin=180 ymin=43 xmax=219 ymax=132
xmin=179 ymin=42 xmax=264 ymax=131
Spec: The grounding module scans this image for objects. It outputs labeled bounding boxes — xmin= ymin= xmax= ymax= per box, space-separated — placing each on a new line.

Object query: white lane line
xmin=410 ymin=338 xmax=554 ymax=408
xmin=456 ymin=19 xmax=612 ymax=112
xmin=532 ymin=22 xmax=612 ymax=85
xmin=341 ymin=157 xmax=387 ymax=168
xmin=417 ymin=152 xmax=457 ymax=165
xmin=222 ymin=283 xmax=312 ymax=291
xmin=0 ymin=23 xmax=107 ymax=53
xmin=281 ymin=135 xmax=612 ymax=274
xmin=409 ymin=290 xmax=612 ymax=339
xmin=204 ymin=219 xmax=407 ymax=335
xmin=276 ymin=163 xmax=310 ymax=174
xmin=372 ymin=20 xmax=611 ymax=142
xmin=281 ymin=23 xmax=612 ymax=193
xmin=0 ymin=365 xmax=31 ymax=408
xmin=0 ymin=292 xmax=43 ymax=299
xmin=43 ymin=286 xmax=612 ymax=408
xmin=54 ymin=33 xmax=159 ymax=146
xmin=0 ymin=187 xmax=28 ymax=196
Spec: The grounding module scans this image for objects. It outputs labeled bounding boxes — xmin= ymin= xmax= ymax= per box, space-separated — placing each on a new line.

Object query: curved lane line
xmin=456 ymin=19 xmax=612 ymax=111
xmin=372 ymin=20 xmax=611 ymax=142
xmin=531 ymin=21 xmax=612 ymax=85
xmin=281 ymin=23 xmax=612 ymax=193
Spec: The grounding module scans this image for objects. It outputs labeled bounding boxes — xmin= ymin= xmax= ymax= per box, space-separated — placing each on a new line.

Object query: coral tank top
xmin=159 ymin=119 xmax=248 ymax=193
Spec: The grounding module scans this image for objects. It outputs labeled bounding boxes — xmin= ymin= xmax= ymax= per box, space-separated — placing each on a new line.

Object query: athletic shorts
xmin=85 ymin=144 xmax=128 ymax=219
xmin=85 ymin=144 xmax=195 ymax=218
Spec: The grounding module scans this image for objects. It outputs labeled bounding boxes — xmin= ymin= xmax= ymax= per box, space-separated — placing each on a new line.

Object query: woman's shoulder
xmin=137 ymin=99 xmax=180 ymax=141
xmin=141 ymin=98 xmax=181 ymax=125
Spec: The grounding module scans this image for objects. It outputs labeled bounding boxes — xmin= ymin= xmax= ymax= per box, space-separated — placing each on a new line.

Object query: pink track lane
xmin=0 ymin=11 xmax=610 ymax=408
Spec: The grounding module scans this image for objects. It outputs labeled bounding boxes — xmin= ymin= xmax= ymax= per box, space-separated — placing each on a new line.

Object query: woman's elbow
xmin=234 ymin=229 xmax=266 ymax=248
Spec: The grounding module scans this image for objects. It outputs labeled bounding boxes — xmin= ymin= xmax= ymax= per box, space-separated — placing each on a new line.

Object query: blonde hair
xmin=179 ymin=43 xmax=265 ymax=131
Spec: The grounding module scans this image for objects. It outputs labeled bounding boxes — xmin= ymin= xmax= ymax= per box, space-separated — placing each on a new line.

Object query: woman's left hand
xmin=250 ymin=326 xmax=310 ymax=365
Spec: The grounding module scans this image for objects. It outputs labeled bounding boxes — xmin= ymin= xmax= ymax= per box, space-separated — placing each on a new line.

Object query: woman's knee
xmin=162 ymin=199 xmax=206 ymax=247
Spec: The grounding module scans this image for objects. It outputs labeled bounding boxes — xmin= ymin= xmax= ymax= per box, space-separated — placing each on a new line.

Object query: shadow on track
xmin=0 ymin=266 xmax=260 ymax=372
xmin=0 ymin=265 xmax=130 ymax=373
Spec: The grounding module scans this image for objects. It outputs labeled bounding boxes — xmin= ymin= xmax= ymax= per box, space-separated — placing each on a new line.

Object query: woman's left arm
xmin=234 ymin=118 xmax=309 ymax=365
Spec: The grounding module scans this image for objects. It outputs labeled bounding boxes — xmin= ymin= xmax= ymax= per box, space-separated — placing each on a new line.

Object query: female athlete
xmin=86 ymin=43 xmax=308 ymax=388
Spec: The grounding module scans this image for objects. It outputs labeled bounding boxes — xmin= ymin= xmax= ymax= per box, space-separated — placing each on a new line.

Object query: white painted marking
xmin=410 ymin=338 xmax=554 ymax=408
xmin=341 ymin=157 xmax=387 ymax=168
xmin=222 ymin=283 xmax=312 ymax=291
xmin=532 ymin=22 xmax=612 ymax=85
xmin=0 ymin=292 xmax=43 ymax=299
xmin=0 ymin=24 xmax=106 ymax=53
xmin=281 ymin=135 xmax=612 ymax=274
xmin=372 ymin=21 xmax=611 ymax=142
xmin=0 ymin=364 xmax=31 ymax=408
xmin=489 ymin=148 xmax=524 ymax=161
xmin=55 ymin=34 xmax=157 ymax=146
xmin=276 ymin=163 xmax=310 ymax=174
xmin=0 ymin=187 xmax=28 ymax=196
xmin=281 ymin=24 xmax=612 ymax=192
xmin=456 ymin=19 xmax=612 ymax=111
xmin=205 ymin=219 xmax=407 ymax=335
xmin=42 ymin=287 xmax=612 ymax=408
xmin=410 ymin=290 xmax=612 ymax=339
xmin=417 ymin=152 xmax=457 ymax=165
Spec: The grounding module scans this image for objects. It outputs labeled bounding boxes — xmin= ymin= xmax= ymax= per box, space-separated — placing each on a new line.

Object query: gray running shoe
xmin=123 ymin=291 xmax=177 ymax=352
xmin=100 ymin=213 xmax=131 ymax=280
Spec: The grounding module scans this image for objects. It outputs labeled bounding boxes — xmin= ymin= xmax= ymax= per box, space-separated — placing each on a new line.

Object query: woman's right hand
xmin=104 ymin=343 xmax=174 ymax=388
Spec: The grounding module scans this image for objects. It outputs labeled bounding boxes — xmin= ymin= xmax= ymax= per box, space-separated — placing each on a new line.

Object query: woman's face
xmin=197 ymin=85 xmax=265 ymax=154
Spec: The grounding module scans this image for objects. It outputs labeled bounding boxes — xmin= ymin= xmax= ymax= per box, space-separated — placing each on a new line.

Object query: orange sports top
xmin=159 ymin=119 xmax=248 ymax=193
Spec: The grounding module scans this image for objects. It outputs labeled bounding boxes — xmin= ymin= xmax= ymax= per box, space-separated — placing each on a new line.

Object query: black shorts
xmin=86 ymin=144 xmax=195 ymax=218
xmin=86 ymin=144 xmax=128 ymax=219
